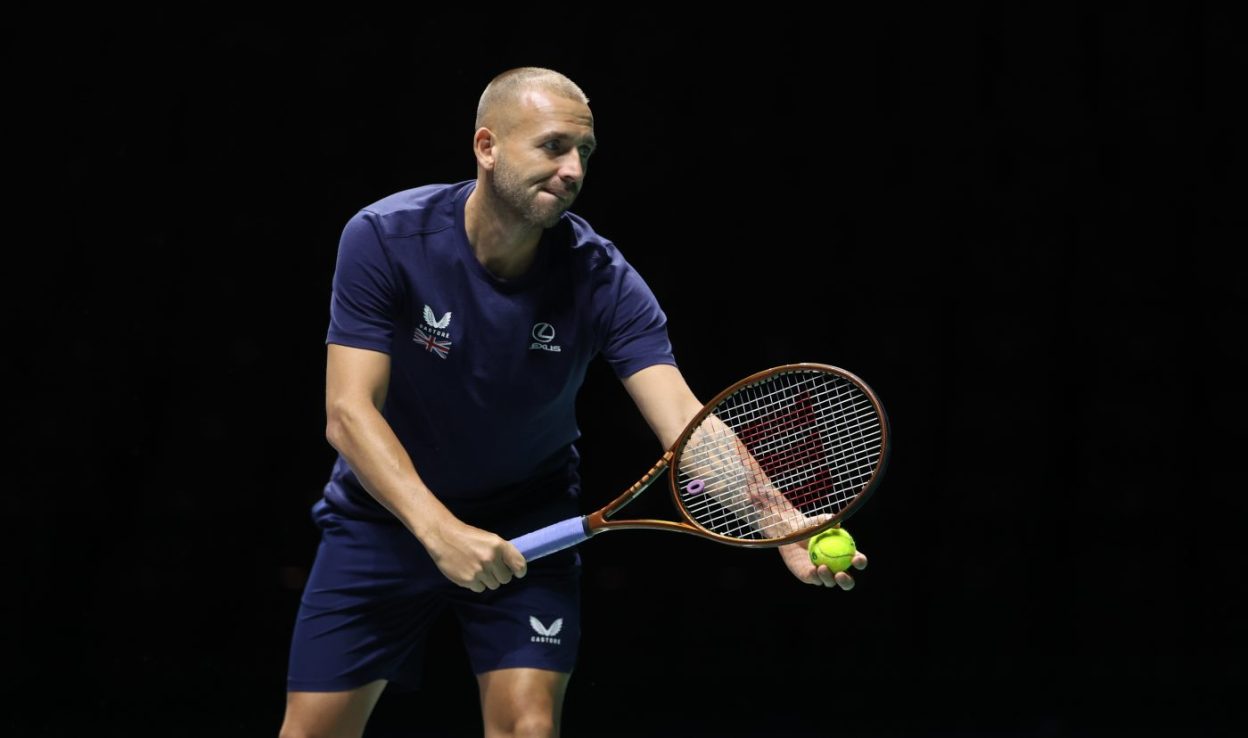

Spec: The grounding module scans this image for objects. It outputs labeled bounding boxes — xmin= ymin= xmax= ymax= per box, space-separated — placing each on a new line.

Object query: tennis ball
xmin=808 ymin=527 xmax=856 ymax=573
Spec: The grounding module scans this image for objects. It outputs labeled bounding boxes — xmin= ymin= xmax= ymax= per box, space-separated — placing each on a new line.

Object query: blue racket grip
xmin=509 ymin=517 xmax=591 ymax=561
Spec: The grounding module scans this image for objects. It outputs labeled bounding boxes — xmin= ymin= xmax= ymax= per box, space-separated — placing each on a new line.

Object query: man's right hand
xmin=421 ymin=519 xmax=528 ymax=592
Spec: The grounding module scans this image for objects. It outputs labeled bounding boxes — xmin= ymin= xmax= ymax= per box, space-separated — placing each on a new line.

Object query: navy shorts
xmin=286 ymin=494 xmax=581 ymax=692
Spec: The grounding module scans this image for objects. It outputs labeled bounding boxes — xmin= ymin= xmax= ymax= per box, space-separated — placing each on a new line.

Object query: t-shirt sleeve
xmin=326 ymin=210 xmax=399 ymax=354
xmin=599 ymin=260 xmax=677 ymax=379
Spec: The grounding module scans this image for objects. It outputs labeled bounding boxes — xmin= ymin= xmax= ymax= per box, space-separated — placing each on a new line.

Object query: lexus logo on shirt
xmin=530 ymin=322 xmax=561 ymax=352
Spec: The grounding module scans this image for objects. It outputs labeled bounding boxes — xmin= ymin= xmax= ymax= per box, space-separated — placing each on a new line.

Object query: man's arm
xmin=619 ymin=364 xmax=704 ymax=449
xmin=620 ymin=363 xmax=866 ymax=590
xmin=325 ymin=343 xmax=526 ymax=591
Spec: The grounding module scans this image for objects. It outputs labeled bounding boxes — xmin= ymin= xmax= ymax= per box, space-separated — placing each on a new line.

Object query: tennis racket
xmin=509 ymin=363 xmax=889 ymax=560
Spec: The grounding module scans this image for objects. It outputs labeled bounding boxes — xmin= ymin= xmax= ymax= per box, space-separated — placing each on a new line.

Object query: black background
xmin=8 ymin=6 xmax=1245 ymax=737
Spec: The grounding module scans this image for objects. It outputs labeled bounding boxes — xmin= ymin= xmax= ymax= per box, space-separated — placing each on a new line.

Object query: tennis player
xmin=279 ymin=66 xmax=867 ymax=738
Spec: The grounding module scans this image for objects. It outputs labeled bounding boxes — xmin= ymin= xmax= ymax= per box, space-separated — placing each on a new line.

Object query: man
xmin=280 ymin=67 xmax=867 ymax=738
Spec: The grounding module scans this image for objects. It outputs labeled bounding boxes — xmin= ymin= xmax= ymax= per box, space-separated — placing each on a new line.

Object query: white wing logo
xmin=423 ymin=305 xmax=452 ymax=329
xmin=529 ymin=617 xmax=563 ymax=637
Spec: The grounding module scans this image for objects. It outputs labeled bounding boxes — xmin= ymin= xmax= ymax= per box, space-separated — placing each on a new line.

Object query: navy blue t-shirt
xmin=322 ymin=180 xmax=676 ymax=520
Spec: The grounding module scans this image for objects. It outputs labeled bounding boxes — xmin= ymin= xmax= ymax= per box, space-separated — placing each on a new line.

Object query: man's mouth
xmin=542 ymin=185 xmax=574 ymax=200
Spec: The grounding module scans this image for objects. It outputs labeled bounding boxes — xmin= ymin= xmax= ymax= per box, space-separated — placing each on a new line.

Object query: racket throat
xmin=599 ymin=450 xmax=673 ymax=520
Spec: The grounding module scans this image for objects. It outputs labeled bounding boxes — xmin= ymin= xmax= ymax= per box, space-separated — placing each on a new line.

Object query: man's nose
xmin=558 ymin=150 xmax=585 ymax=182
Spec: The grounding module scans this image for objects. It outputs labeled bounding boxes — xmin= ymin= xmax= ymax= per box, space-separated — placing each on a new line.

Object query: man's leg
xmin=279 ymin=679 xmax=388 ymax=738
xmin=478 ymin=668 xmax=570 ymax=738
xmin=285 ymin=502 xmax=447 ymax=736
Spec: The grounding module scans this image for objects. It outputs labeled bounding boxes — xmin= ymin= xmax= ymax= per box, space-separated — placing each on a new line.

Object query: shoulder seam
xmin=358 ymin=210 xmax=408 ymax=310
xmin=361 ymin=207 xmax=455 ymax=239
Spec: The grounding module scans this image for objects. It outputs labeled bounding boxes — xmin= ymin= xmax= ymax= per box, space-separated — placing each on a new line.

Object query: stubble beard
xmin=491 ymin=154 xmax=570 ymax=230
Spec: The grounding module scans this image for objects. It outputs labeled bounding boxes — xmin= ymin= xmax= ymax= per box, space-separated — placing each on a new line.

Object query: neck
xmin=464 ymin=181 xmax=543 ymax=280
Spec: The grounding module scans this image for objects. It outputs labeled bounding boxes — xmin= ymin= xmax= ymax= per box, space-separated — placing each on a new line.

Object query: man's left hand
xmin=779 ymin=541 xmax=868 ymax=590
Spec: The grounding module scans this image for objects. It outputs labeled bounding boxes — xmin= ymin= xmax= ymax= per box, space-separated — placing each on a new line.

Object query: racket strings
xmin=681 ymin=432 xmax=878 ymax=539
xmin=674 ymin=371 xmax=883 ymax=540
xmin=681 ymin=423 xmax=878 ymax=538
xmin=681 ymin=380 xmax=878 ymax=488
xmin=681 ymin=415 xmax=879 ymax=512
xmin=729 ymin=394 xmax=880 ymax=479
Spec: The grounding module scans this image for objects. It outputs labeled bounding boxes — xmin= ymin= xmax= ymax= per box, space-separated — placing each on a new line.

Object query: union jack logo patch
xmin=413 ymin=327 xmax=452 ymax=359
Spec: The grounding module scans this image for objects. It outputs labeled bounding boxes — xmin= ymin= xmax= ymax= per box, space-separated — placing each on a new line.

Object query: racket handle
xmin=509 ymin=516 xmax=591 ymax=561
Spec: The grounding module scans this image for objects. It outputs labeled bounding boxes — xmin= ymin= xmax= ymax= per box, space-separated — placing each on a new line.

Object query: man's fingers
xmin=502 ymin=543 xmax=528 ymax=579
xmin=851 ymin=551 xmax=868 ymax=570
xmin=434 ymin=525 xmax=529 ymax=592
xmin=476 ymin=564 xmax=504 ymax=590
xmin=811 ymin=564 xmax=857 ymax=590
xmin=491 ymin=557 xmax=519 ymax=587
xmin=479 ymin=542 xmax=526 ymax=590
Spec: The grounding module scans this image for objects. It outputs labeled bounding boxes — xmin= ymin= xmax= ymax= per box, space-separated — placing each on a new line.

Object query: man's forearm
xmin=680 ymin=414 xmax=813 ymax=538
xmin=325 ymin=401 xmax=453 ymax=541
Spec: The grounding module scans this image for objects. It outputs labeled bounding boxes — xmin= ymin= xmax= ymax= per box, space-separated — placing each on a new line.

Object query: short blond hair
xmin=475 ymin=67 xmax=589 ymax=132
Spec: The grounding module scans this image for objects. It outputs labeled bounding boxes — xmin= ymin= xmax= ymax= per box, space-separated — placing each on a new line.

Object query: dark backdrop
xmin=8 ymin=6 xmax=1244 ymax=737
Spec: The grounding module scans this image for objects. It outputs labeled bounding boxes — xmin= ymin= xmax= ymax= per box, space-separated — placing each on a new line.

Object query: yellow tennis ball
xmin=808 ymin=527 xmax=856 ymax=573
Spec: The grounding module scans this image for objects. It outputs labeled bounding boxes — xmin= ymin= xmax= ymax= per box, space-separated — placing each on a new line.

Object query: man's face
xmin=489 ymin=89 xmax=596 ymax=229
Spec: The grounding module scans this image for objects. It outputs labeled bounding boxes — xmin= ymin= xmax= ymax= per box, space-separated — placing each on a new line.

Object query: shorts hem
xmin=472 ymin=657 xmax=577 ymax=677
xmin=286 ymin=672 xmax=397 ymax=693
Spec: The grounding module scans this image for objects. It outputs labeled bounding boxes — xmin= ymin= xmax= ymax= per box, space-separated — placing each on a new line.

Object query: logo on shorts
xmin=414 ymin=305 xmax=453 ymax=359
xmin=529 ymin=322 xmax=561 ymax=352
xmin=529 ymin=616 xmax=563 ymax=645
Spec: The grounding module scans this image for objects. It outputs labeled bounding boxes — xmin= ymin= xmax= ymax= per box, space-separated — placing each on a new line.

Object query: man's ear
xmin=473 ymin=127 xmax=497 ymax=171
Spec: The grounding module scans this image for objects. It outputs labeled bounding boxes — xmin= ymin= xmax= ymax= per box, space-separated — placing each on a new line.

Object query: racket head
xmin=668 ymin=363 xmax=889 ymax=547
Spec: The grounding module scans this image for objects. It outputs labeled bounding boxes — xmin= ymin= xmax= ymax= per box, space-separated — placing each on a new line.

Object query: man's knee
xmin=479 ymin=668 xmax=568 ymax=738
xmin=509 ymin=710 xmax=557 ymax=738
xmin=278 ymin=721 xmax=326 ymax=738
xmin=279 ymin=681 xmax=387 ymax=738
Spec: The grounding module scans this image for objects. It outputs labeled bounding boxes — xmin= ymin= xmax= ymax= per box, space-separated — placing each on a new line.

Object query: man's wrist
xmin=399 ymin=490 xmax=455 ymax=543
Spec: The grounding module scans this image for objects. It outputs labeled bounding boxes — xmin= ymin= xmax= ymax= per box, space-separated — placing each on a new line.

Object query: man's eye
xmin=543 ymin=141 xmax=562 ymax=151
